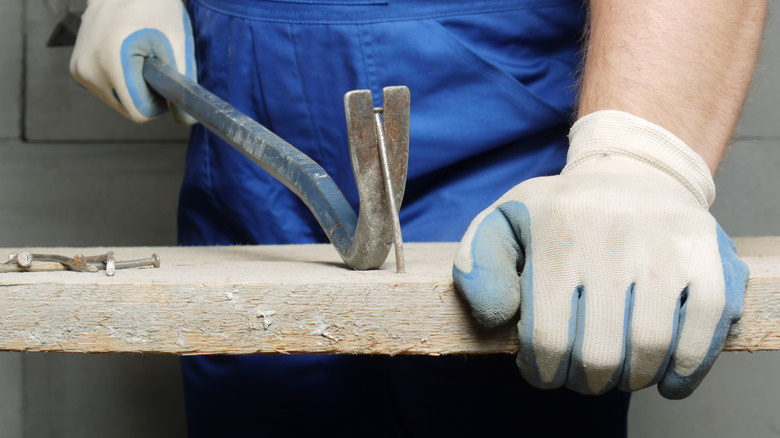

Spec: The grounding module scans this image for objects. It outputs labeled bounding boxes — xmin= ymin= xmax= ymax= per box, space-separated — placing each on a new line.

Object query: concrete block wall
xmin=0 ymin=1 xmax=777 ymax=437
xmin=0 ymin=0 xmax=22 ymax=140
xmin=1 ymin=1 xmax=188 ymax=437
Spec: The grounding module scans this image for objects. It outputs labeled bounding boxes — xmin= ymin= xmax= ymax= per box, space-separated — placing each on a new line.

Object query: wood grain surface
xmin=0 ymin=237 xmax=777 ymax=355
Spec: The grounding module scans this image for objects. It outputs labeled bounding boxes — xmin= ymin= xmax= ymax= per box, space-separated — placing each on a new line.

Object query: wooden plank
xmin=0 ymin=238 xmax=777 ymax=355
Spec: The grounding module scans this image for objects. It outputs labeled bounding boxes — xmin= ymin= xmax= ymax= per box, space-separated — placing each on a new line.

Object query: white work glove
xmin=70 ymin=0 xmax=196 ymax=124
xmin=453 ymin=110 xmax=749 ymax=399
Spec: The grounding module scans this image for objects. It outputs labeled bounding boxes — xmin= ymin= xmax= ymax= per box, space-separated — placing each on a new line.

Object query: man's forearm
xmin=578 ymin=1 xmax=767 ymax=174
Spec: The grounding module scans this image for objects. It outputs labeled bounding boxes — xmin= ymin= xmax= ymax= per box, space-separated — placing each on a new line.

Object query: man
xmin=71 ymin=0 xmax=766 ymax=435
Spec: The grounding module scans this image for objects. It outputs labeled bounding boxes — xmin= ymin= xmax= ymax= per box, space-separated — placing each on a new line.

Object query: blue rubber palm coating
xmin=453 ymin=202 xmax=749 ymax=397
xmin=120 ymin=11 xmax=195 ymax=117
xmin=658 ymin=226 xmax=748 ymax=399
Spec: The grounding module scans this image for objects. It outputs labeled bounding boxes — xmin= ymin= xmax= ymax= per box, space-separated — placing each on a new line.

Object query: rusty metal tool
xmin=142 ymin=59 xmax=409 ymax=271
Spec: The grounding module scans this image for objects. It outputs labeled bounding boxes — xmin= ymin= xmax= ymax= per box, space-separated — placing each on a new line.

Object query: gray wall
xmin=2 ymin=1 xmax=188 ymax=437
xmin=0 ymin=1 xmax=778 ymax=437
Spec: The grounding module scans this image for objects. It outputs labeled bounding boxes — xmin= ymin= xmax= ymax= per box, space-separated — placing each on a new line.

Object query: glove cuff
xmin=564 ymin=110 xmax=716 ymax=209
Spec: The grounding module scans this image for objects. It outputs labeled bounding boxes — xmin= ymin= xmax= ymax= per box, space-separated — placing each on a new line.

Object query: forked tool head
xmin=344 ymin=87 xmax=410 ymax=270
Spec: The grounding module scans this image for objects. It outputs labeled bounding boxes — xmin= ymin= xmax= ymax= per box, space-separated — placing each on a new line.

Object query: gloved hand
xmin=453 ymin=110 xmax=749 ymax=399
xmin=70 ymin=0 xmax=196 ymax=124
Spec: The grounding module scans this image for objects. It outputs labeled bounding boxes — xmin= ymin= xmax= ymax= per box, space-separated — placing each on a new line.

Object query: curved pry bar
xmin=142 ymin=58 xmax=410 ymax=270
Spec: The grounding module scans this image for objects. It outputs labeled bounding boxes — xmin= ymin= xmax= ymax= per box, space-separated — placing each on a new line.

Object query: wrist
xmin=564 ymin=110 xmax=716 ymax=209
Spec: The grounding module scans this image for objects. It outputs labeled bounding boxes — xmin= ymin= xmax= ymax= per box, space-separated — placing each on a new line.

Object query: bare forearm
xmin=578 ymin=1 xmax=767 ymax=174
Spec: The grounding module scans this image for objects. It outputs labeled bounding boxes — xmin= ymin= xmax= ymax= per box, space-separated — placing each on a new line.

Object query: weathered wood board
xmin=0 ymin=238 xmax=777 ymax=355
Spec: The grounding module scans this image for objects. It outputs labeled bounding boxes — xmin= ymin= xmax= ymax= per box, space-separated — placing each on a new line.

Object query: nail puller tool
xmin=143 ymin=59 xmax=409 ymax=271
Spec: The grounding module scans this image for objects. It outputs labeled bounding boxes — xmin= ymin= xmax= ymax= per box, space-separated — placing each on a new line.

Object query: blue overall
xmin=179 ymin=0 xmax=630 ymax=435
